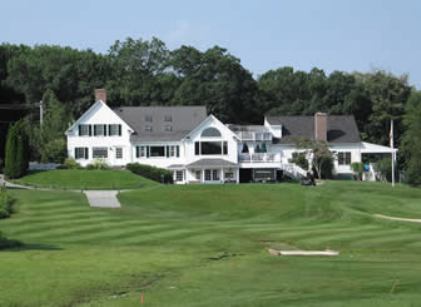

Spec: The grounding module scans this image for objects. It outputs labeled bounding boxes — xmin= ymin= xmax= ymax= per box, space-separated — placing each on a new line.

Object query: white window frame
xmin=92 ymin=147 xmax=108 ymax=159
xmin=115 ymin=147 xmax=123 ymax=159
xmin=75 ymin=147 xmax=88 ymax=160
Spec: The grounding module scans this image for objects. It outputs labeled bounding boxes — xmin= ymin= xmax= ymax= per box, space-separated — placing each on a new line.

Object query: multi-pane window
xmin=94 ymin=124 xmax=106 ymax=136
xmin=78 ymin=125 xmax=91 ymax=136
xmin=164 ymin=125 xmax=173 ymax=132
xmin=145 ymin=125 xmax=153 ymax=132
xmin=116 ymin=147 xmax=123 ymax=159
xmin=136 ymin=146 xmax=146 ymax=158
xmin=175 ymin=170 xmax=184 ymax=182
xmin=164 ymin=115 xmax=172 ymax=122
xmin=195 ymin=141 xmax=228 ymax=155
xmin=108 ymin=124 xmax=122 ymax=136
xmin=195 ymin=171 xmax=201 ymax=180
xmin=75 ymin=147 xmax=89 ymax=159
xmin=338 ymin=152 xmax=351 ymax=165
xmin=150 ymin=146 xmax=165 ymax=157
xmin=205 ymin=169 xmax=211 ymax=181
xmin=167 ymin=145 xmax=179 ymax=157
xmin=92 ymin=147 xmax=108 ymax=158
xmin=224 ymin=172 xmax=234 ymax=180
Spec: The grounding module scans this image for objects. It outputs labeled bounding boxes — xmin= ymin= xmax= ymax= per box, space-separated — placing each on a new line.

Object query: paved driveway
xmin=84 ymin=190 xmax=121 ymax=208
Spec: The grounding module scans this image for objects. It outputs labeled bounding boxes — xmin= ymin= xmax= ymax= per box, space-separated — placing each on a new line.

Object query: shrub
xmin=0 ymin=231 xmax=21 ymax=250
xmin=86 ymin=159 xmax=109 ymax=170
xmin=0 ymin=188 xmax=15 ymax=219
xmin=289 ymin=152 xmax=309 ymax=171
xmin=351 ymin=162 xmax=364 ymax=181
xmin=127 ymin=163 xmax=173 ymax=183
xmin=63 ymin=158 xmax=81 ymax=169
xmin=374 ymin=157 xmax=393 ymax=182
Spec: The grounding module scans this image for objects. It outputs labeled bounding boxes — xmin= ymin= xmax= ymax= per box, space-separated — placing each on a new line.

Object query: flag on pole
xmin=389 ymin=119 xmax=394 ymax=149
xmin=390 ymin=119 xmax=395 ymax=187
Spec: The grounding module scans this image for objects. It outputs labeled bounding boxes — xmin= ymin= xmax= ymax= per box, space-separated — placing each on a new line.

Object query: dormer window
xmin=145 ymin=115 xmax=153 ymax=122
xmin=145 ymin=125 xmax=153 ymax=132
xmin=164 ymin=115 xmax=172 ymax=122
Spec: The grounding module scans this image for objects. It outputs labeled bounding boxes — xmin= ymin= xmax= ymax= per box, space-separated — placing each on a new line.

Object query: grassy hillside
xmin=13 ymin=169 xmax=156 ymax=190
xmin=1 ymin=182 xmax=421 ymax=306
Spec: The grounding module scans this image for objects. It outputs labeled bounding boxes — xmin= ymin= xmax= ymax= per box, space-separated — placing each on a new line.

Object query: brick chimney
xmin=314 ymin=112 xmax=327 ymax=141
xmin=95 ymin=88 xmax=107 ymax=103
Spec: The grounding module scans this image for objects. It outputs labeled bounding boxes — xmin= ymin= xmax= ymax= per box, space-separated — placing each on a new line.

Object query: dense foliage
xmin=4 ymin=120 xmax=29 ymax=178
xmin=402 ymin=91 xmax=421 ymax=186
xmin=0 ymin=38 xmax=415 ymax=169
xmin=127 ymin=163 xmax=173 ymax=183
xmin=0 ymin=188 xmax=15 ymax=219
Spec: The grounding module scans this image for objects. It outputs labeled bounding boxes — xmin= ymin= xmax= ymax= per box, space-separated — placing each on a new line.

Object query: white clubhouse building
xmin=66 ymin=89 xmax=396 ymax=183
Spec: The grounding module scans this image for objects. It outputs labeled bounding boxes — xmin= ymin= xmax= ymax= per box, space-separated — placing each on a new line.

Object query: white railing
xmin=237 ymin=132 xmax=272 ymax=141
xmin=281 ymin=163 xmax=308 ymax=178
xmin=239 ymin=153 xmax=280 ymax=163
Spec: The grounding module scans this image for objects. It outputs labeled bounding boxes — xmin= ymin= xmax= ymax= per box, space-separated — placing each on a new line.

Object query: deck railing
xmin=239 ymin=153 xmax=280 ymax=163
xmin=237 ymin=132 xmax=272 ymax=141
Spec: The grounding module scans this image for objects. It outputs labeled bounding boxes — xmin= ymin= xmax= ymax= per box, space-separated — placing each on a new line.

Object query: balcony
xmin=237 ymin=131 xmax=272 ymax=141
xmin=239 ymin=153 xmax=281 ymax=163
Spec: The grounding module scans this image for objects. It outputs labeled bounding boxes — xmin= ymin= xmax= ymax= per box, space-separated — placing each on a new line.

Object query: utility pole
xmin=39 ymin=100 xmax=43 ymax=126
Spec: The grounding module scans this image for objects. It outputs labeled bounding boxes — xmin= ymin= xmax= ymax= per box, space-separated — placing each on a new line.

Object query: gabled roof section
xmin=265 ymin=115 xmax=361 ymax=144
xmin=66 ymin=100 xmax=135 ymax=135
xmin=183 ymin=114 xmax=240 ymax=141
xmin=113 ymin=106 xmax=207 ymax=142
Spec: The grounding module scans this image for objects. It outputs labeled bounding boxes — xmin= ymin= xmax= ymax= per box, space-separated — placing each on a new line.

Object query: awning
xmin=167 ymin=164 xmax=185 ymax=169
xmin=186 ymin=158 xmax=238 ymax=169
xmin=360 ymin=142 xmax=398 ymax=154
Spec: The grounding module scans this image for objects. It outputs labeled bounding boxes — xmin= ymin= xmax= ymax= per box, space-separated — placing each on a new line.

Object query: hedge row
xmin=127 ymin=163 xmax=173 ymax=184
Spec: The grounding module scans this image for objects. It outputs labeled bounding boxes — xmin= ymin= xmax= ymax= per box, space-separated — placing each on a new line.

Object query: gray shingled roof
xmin=265 ymin=115 xmax=361 ymax=144
xmin=187 ymin=159 xmax=238 ymax=168
xmin=113 ymin=106 xmax=207 ymax=142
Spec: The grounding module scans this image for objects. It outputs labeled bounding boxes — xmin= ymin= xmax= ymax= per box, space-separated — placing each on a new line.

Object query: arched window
xmin=201 ymin=127 xmax=221 ymax=137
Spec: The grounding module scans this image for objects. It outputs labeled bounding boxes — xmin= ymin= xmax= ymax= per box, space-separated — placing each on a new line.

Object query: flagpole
xmin=390 ymin=119 xmax=395 ymax=187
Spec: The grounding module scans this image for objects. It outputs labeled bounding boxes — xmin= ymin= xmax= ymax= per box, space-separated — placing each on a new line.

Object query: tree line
xmin=0 ymin=37 xmax=420 ymax=184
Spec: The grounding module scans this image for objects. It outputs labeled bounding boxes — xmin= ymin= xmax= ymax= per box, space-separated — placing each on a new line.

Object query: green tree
xmin=172 ymin=46 xmax=259 ymax=123
xmin=35 ymin=90 xmax=71 ymax=163
xmin=4 ymin=120 xmax=29 ymax=178
xmin=402 ymin=91 xmax=421 ymax=186
xmin=294 ymin=137 xmax=334 ymax=179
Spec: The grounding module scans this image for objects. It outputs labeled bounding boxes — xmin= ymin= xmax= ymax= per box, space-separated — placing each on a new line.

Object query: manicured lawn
xmin=1 ymin=182 xmax=421 ymax=306
xmin=13 ymin=169 xmax=156 ymax=190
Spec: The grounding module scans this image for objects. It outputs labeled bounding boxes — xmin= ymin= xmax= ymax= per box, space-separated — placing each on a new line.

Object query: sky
xmin=1 ymin=0 xmax=421 ymax=87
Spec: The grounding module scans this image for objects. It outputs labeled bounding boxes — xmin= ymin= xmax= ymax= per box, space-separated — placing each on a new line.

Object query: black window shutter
xmin=146 ymin=147 xmax=150 ymax=158
xmin=74 ymin=148 xmax=77 ymax=158
xmin=85 ymin=148 xmax=89 ymax=159
xmin=89 ymin=125 xmax=92 ymax=136
xmin=176 ymin=146 xmax=180 ymax=157
xmin=104 ymin=124 xmax=107 ymax=136
xmin=136 ymin=146 xmax=139 ymax=158
xmin=166 ymin=146 xmax=169 ymax=158
xmin=108 ymin=124 xmax=112 ymax=135
xmin=78 ymin=125 xmax=81 ymax=136
xmin=118 ymin=125 xmax=122 ymax=136
xmin=195 ymin=142 xmax=200 ymax=155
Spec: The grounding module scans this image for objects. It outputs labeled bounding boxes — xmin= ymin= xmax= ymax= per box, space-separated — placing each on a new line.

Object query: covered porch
xmin=186 ymin=158 xmax=239 ymax=184
xmin=360 ymin=142 xmax=398 ymax=182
